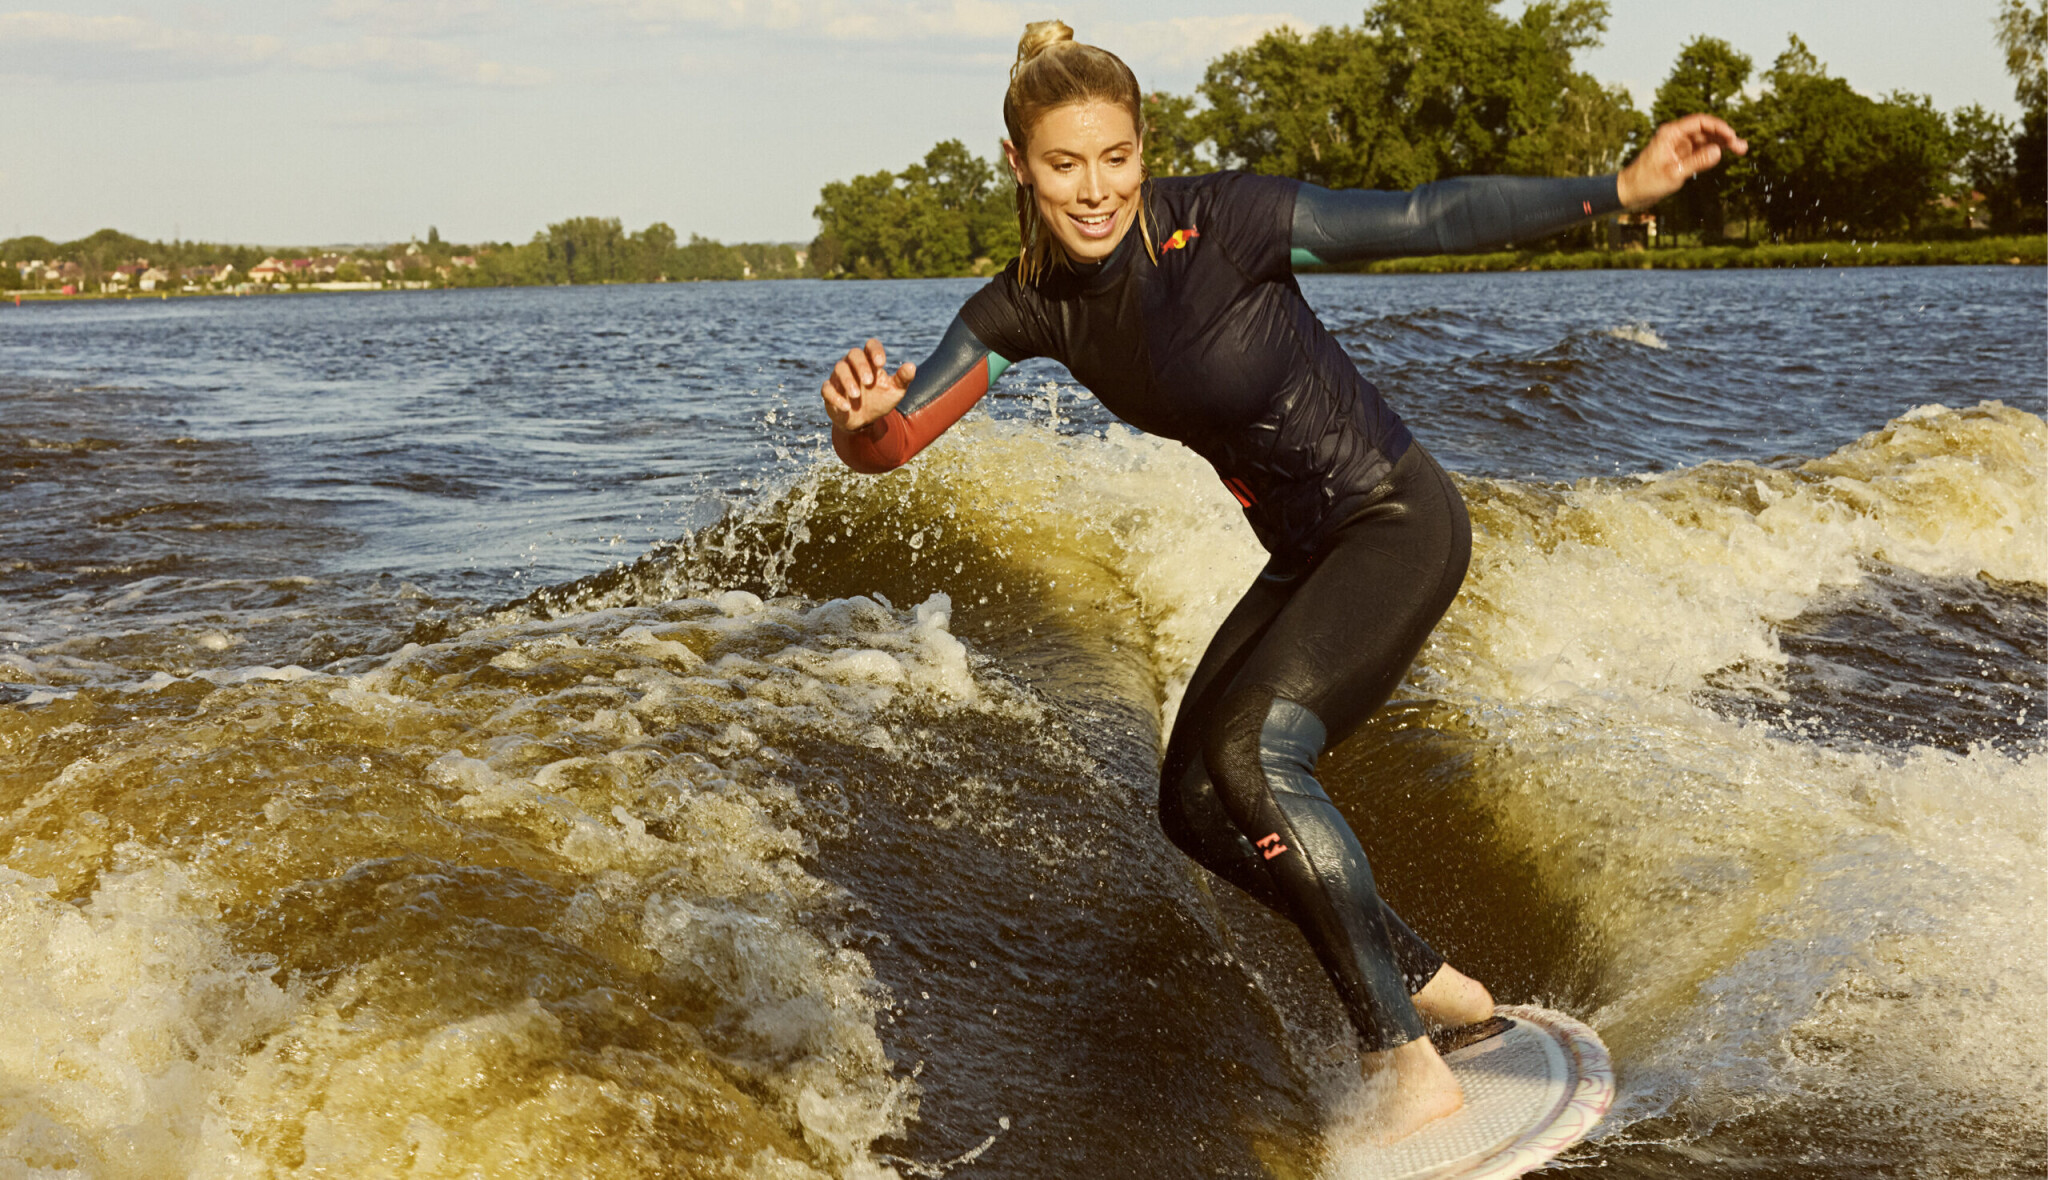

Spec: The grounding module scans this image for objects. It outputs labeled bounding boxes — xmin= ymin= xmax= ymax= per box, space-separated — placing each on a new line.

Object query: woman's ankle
xmin=1411 ymin=964 xmax=1495 ymax=1029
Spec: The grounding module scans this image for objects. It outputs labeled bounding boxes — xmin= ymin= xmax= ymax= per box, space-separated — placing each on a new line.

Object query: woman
xmin=820 ymin=20 xmax=1743 ymax=1143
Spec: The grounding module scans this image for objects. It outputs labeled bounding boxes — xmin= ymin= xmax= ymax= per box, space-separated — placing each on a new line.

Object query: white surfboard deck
xmin=1322 ymin=1006 xmax=1614 ymax=1180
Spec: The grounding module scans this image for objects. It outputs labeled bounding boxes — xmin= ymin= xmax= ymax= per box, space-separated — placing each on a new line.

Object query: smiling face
xmin=1003 ymin=100 xmax=1143 ymax=264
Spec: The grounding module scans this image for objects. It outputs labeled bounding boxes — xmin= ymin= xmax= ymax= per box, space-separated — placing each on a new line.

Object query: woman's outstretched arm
xmin=823 ymin=316 xmax=1013 ymax=473
xmin=1289 ymin=114 xmax=1747 ymax=266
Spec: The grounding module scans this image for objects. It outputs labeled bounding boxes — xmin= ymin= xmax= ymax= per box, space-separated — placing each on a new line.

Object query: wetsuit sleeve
xmin=1289 ymin=174 xmax=1623 ymax=266
xmin=832 ymin=315 xmax=1014 ymax=474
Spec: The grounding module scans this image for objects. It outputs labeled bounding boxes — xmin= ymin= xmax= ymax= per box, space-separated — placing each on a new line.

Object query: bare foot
xmin=1355 ymin=1037 xmax=1464 ymax=1146
xmin=1411 ymin=963 xmax=1494 ymax=1030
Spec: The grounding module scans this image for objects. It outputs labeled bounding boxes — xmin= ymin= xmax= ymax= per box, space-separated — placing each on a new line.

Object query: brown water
xmin=1 ymin=269 xmax=2042 ymax=1177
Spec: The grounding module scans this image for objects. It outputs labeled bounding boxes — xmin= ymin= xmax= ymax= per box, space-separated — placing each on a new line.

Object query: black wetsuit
xmin=835 ymin=170 xmax=1620 ymax=1051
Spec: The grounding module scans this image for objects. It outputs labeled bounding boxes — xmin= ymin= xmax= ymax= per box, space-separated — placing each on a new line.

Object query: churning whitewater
xmin=1 ymin=267 xmax=2041 ymax=1178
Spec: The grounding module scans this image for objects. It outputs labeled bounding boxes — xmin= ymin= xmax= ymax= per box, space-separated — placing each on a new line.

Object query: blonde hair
xmin=1004 ymin=20 xmax=1155 ymax=284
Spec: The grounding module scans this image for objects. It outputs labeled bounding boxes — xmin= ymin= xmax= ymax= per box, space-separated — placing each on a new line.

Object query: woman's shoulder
xmin=960 ymin=262 xmax=1048 ymax=355
xmin=1152 ymin=170 xmax=1301 ymax=201
xmin=1151 ymin=172 xmax=1301 ymax=255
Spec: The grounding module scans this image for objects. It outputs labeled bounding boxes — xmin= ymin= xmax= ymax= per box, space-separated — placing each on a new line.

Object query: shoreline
xmin=6 ymin=234 xmax=2043 ymax=301
xmin=1333 ymin=235 xmax=2047 ymax=275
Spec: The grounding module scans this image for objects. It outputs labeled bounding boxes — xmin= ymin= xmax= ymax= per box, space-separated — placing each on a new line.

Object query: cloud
xmin=1096 ymin=14 xmax=1305 ymax=70
xmin=553 ymin=0 xmax=1020 ymax=42
xmin=296 ymin=34 xmax=551 ymax=85
xmin=321 ymin=0 xmax=505 ymax=37
xmin=320 ymin=104 xmax=427 ymax=128
xmin=0 ymin=11 xmax=282 ymax=74
xmin=0 ymin=9 xmax=547 ymax=86
xmin=543 ymin=0 xmax=1298 ymax=68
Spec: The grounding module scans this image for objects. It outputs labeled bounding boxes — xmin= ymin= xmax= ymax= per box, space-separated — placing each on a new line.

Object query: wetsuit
xmin=835 ymin=170 xmax=1620 ymax=1051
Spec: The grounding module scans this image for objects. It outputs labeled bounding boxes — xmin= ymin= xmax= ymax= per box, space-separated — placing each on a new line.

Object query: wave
xmin=1 ymin=400 xmax=2039 ymax=1176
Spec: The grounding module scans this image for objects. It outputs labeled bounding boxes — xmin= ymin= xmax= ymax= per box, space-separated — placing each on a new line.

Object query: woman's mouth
xmin=1066 ymin=209 xmax=1119 ymax=240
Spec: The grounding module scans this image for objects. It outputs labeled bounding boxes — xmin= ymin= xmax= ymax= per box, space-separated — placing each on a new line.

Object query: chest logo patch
xmin=1161 ymin=227 xmax=1201 ymax=251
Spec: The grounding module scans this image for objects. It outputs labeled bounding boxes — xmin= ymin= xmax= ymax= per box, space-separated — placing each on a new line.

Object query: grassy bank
xmin=1348 ymin=234 xmax=2047 ymax=274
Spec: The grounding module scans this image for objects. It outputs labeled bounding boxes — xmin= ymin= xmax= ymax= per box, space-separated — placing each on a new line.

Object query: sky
xmin=0 ymin=0 xmax=2029 ymax=247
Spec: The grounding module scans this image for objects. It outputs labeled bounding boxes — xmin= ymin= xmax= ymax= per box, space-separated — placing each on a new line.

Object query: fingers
xmin=833 ymin=357 xmax=860 ymax=403
xmin=1675 ymin=142 xmax=1723 ymax=176
xmin=821 ymin=340 xmax=899 ymax=432
xmin=1666 ymin=113 xmax=1748 ymax=157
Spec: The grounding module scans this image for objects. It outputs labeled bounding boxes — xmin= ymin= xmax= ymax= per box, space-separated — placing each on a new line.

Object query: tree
xmin=1996 ymin=0 xmax=2047 ymax=227
xmin=544 ymin=216 xmax=631 ymax=283
xmin=1745 ymin=37 xmax=1957 ymax=240
xmin=0 ymin=235 xmax=59 ymax=262
xmin=1142 ymin=91 xmax=1210 ymax=177
xmin=66 ymin=227 xmax=151 ymax=289
xmin=1652 ymin=36 xmax=1752 ymax=239
xmin=1953 ymin=105 xmax=2018 ymax=228
xmin=1195 ymin=0 xmax=1637 ymax=202
xmin=664 ymin=233 xmax=740 ymax=280
xmin=1997 ymin=0 xmax=2047 ymax=111
xmin=634 ymin=221 xmax=678 ymax=279
xmin=810 ymin=140 xmax=1018 ymax=278
xmin=1199 ymin=22 xmax=1419 ymax=189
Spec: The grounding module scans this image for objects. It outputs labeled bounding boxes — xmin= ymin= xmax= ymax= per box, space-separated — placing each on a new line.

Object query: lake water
xmin=1 ymin=266 xmax=2042 ymax=1178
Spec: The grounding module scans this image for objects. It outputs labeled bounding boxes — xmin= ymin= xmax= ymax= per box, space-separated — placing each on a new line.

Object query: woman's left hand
xmin=1617 ymin=114 xmax=1749 ymax=211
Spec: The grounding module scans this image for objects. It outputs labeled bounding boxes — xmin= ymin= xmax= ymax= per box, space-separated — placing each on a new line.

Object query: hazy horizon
xmin=2 ymin=0 xmax=2029 ymax=247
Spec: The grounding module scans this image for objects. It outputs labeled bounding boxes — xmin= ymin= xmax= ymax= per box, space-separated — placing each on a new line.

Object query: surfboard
xmin=1324 ymin=1006 xmax=1614 ymax=1180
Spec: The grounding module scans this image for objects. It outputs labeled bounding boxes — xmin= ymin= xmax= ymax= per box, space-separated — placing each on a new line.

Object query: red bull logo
xmin=1161 ymin=227 xmax=1201 ymax=251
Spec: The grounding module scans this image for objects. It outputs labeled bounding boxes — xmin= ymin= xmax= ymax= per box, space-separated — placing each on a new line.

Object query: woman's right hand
xmin=822 ymin=338 xmax=916 ymax=435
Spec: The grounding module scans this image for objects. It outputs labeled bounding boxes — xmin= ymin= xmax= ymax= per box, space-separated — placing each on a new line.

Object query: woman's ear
xmin=1001 ymin=138 xmax=1030 ymax=189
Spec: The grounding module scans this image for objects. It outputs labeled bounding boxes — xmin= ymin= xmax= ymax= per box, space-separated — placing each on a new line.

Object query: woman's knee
xmin=1200 ymin=689 xmax=1331 ymax=822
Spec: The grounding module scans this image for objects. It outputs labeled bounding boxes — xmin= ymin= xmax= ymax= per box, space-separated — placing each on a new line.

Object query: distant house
xmin=248 ymin=257 xmax=286 ymax=284
xmin=107 ymin=263 xmax=149 ymax=289
xmin=1935 ymin=189 xmax=1989 ymax=230
xmin=138 ymin=266 xmax=172 ymax=291
xmin=450 ymin=255 xmax=477 ymax=268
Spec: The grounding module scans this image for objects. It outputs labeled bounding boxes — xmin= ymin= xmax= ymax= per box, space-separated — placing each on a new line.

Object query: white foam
xmin=1606 ymin=322 xmax=1669 ymax=349
xmin=0 ymin=588 xmax=1065 ymax=1176
xmin=0 ymin=862 xmax=297 ymax=1178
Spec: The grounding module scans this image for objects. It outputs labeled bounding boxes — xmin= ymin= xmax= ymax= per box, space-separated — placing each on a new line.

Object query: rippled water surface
xmin=1 ymin=267 xmax=2043 ymax=1178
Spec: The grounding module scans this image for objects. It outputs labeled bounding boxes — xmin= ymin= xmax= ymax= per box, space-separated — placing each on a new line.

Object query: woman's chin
xmin=1053 ymin=217 xmax=1129 ymax=262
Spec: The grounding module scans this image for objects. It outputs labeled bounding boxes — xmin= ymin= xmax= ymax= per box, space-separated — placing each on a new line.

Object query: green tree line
xmin=452 ymin=218 xmax=803 ymax=286
xmin=809 ymin=139 xmax=1020 ymax=278
xmin=811 ymin=0 xmax=2047 ymax=277
xmin=1 ymin=220 xmax=807 ymax=291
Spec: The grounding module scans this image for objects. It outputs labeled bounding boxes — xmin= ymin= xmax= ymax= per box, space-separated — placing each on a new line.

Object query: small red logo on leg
xmin=1256 ymin=832 xmax=1289 ymax=860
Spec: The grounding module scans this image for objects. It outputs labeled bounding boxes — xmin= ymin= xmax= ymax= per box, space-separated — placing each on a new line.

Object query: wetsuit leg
xmin=1159 ymin=588 xmax=1445 ymax=993
xmin=1157 ymin=444 xmax=1471 ymax=1052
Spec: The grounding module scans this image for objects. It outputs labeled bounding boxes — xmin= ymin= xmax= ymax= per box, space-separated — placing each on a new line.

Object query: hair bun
xmin=1014 ymin=19 xmax=1074 ymax=76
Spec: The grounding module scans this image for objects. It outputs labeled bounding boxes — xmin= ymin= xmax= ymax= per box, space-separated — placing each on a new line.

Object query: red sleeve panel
xmin=832 ymin=357 xmax=992 ymax=473
xmin=831 ymin=313 xmax=1010 ymax=474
